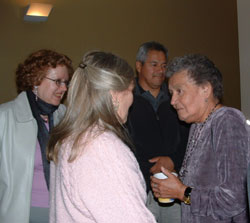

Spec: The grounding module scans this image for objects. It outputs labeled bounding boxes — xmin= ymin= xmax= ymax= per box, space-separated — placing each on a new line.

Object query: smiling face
xmin=36 ymin=65 xmax=69 ymax=106
xmin=136 ymin=50 xmax=167 ymax=97
xmin=111 ymin=82 xmax=134 ymax=123
xmin=168 ymin=70 xmax=211 ymax=123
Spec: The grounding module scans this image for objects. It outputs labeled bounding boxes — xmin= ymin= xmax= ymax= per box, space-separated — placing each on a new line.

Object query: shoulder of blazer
xmin=0 ymin=92 xmax=34 ymax=123
xmin=53 ymin=104 xmax=66 ymax=126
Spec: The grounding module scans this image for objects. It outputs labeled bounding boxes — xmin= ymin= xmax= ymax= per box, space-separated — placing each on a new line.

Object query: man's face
xmin=136 ymin=50 xmax=167 ymax=92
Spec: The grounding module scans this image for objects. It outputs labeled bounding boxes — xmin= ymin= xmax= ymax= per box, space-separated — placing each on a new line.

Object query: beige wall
xmin=0 ymin=0 xmax=240 ymax=108
xmin=237 ymin=0 xmax=250 ymax=120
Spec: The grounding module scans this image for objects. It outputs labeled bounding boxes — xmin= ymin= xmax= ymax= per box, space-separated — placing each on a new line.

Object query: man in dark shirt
xmin=127 ymin=41 xmax=189 ymax=223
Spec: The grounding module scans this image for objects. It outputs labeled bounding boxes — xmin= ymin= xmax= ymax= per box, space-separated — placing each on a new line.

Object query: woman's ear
xmin=109 ymin=90 xmax=120 ymax=112
xmin=109 ymin=90 xmax=115 ymax=100
xmin=201 ymin=82 xmax=212 ymax=98
xmin=109 ymin=90 xmax=117 ymax=104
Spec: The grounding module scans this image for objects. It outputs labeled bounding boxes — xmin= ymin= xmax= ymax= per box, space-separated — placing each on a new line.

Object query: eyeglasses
xmin=44 ymin=77 xmax=69 ymax=87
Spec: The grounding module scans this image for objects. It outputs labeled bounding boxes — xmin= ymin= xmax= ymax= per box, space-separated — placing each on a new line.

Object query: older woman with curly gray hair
xmin=151 ymin=54 xmax=249 ymax=222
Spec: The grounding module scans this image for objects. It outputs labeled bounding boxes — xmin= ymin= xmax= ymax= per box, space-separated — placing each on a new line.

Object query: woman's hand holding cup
xmin=151 ymin=167 xmax=187 ymax=202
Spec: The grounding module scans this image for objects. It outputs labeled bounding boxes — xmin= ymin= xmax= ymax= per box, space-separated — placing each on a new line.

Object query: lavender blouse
xmin=180 ymin=107 xmax=250 ymax=222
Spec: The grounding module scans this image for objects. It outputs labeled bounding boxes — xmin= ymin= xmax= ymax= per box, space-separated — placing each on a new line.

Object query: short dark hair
xmin=166 ymin=54 xmax=223 ymax=101
xmin=16 ymin=49 xmax=74 ymax=93
xmin=136 ymin=41 xmax=168 ymax=63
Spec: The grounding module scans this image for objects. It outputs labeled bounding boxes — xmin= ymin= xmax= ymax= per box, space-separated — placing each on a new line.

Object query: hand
xmin=149 ymin=156 xmax=174 ymax=174
xmin=151 ymin=167 xmax=187 ymax=201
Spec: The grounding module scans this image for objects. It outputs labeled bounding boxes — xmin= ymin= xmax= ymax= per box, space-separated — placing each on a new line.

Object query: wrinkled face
xmin=136 ymin=50 xmax=167 ymax=92
xmin=36 ymin=65 xmax=69 ymax=106
xmin=168 ymin=70 xmax=208 ymax=123
xmin=111 ymin=82 xmax=134 ymax=123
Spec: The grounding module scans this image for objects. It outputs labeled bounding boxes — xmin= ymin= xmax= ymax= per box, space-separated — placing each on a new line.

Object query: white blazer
xmin=0 ymin=92 xmax=65 ymax=223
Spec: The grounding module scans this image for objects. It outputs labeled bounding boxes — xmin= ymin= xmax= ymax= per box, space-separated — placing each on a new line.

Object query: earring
xmin=113 ymin=100 xmax=120 ymax=111
xmin=34 ymin=86 xmax=38 ymax=101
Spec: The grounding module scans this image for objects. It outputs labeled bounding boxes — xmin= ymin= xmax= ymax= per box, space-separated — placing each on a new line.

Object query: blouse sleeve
xmin=190 ymin=112 xmax=249 ymax=220
xmin=70 ymin=133 xmax=156 ymax=223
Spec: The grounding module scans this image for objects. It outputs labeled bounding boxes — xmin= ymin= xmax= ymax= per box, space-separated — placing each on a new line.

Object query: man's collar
xmin=134 ymin=78 xmax=168 ymax=96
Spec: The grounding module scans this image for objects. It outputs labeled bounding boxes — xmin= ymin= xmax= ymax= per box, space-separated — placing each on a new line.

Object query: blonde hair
xmin=47 ymin=51 xmax=134 ymax=163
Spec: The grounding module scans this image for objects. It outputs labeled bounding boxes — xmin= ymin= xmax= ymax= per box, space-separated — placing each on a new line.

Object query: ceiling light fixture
xmin=24 ymin=3 xmax=53 ymax=22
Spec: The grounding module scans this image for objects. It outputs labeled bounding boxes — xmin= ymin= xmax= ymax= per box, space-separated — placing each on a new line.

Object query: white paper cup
xmin=153 ymin=172 xmax=178 ymax=203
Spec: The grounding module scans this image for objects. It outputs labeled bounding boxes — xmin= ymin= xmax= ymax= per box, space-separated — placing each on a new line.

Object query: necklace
xmin=40 ymin=115 xmax=49 ymax=123
xmin=179 ymin=102 xmax=219 ymax=179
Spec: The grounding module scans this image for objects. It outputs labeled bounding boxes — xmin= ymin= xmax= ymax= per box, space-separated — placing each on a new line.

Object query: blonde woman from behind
xmin=47 ymin=51 xmax=157 ymax=223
